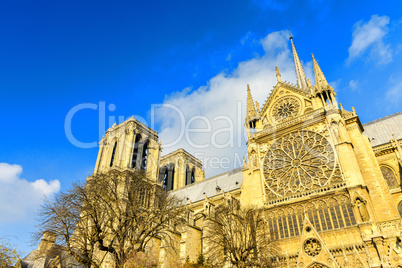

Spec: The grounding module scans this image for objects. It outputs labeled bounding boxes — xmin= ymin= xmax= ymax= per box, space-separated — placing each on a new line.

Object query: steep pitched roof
xmin=290 ymin=37 xmax=308 ymax=91
xmin=363 ymin=111 xmax=402 ymax=147
xmin=171 ymin=168 xmax=243 ymax=204
xmin=246 ymin=84 xmax=257 ymax=119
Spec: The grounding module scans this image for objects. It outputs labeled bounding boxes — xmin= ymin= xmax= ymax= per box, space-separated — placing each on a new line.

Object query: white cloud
xmin=349 ymin=80 xmax=359 ymax=90
xmin=240 ymin=31 xmax=253 ymax=45
xmin=348 ymin=15 xmax=392 ymax=65
xmin=303 ymin=60 xmax=314 ymax=83
xmin=329 ymin=79 xmax=341 ymax=92
xmin=385 ymin=79 xmax=402 ymax=105
xmin=153 ymin=30 xmax=302 ymax=177
xmin=0 ymin=163 xmax=60 ymax=223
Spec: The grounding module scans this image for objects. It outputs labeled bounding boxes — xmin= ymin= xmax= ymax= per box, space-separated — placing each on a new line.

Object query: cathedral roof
xmin=171 ymin=167 xmax=243 ymax=204
xmin=363 ymin=111 xmax=402 ymax=147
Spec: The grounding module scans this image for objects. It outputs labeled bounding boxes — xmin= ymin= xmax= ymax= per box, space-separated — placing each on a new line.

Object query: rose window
xmin=380 ymin=166 xmax=398 ymax=188
xmin=271 ymin=96 xmax=301 ymax=122
xmin=264 ymin=130 xmax=336 ymax=198
xmin=303 ymin=238 xmax=322 ymax=257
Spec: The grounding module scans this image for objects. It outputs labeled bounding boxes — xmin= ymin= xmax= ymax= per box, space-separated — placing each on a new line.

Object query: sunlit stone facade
xmin=25 ymin=39 xmax=402 ymax=268
xmin=91 ymin=39 xmax=402 ymax=268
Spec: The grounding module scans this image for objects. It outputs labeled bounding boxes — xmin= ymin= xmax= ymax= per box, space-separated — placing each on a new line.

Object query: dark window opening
xmin=131 ymin=135 xmax=141 ymax=168
xmin=110 ymin=142 xmax=117 ymax=167
xmin=141 ymin=141 xmax=149 ymax=170
xmin=161 ymin=164 xmax=175 ymax=191
xmin=186 ymin=166 xmax=196 ymax=186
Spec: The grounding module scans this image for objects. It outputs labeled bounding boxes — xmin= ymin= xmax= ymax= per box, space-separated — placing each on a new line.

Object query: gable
xmin=260 ymin=82 xmax=312 ymax=126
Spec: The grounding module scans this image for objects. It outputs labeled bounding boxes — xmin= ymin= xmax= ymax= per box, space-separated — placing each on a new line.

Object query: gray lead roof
xmin=363 ymin=111 xmax=402 ymax=147
xmin=170 ymin=111 xmax=402 ymax=204
xmin=171 ymin=167 xmax=243 ymax=204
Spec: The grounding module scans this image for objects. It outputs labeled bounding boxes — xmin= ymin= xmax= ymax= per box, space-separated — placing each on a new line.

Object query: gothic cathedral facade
xmin=240 ymin=38 xmax=402 ymax=267
xmin=88 ymin=37 xmax=402 ymax=267
xmin=26 ymin=38 xmax=402 ymax=268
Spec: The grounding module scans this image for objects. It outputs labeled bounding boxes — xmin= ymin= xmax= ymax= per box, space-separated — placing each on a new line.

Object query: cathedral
xmin=25 ymin=38 xmax=402 ymax=268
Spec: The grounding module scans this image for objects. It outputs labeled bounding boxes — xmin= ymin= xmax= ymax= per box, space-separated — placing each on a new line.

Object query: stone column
xmin=348 ymin=120 xmax=399 ymax=221
xmin=125 ymin=130 xmax=136 ymax=168
xmin=94 ymin=139 xmax=105 ymax=174
xmin=136 ymin=138 xmax=145 ymax=169
xmin=118 ymin=128 xmax=128 ymax=168
xmin=186 ymin=169 xmax=192 ymax=185
xmin=174 ymin=159 xmax=180 ymax=190
xmin=327 ymin=115 xmax=365 ymax=187
xmin=147 ymin=141 xmax=161 ymax=181
xmin=179 ymin=225 xmax=202 ymax=263
xmin=167 ymin=168 xmax=174 ymax=191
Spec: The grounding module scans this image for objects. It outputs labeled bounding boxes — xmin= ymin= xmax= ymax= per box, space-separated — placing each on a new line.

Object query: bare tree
xmin=204 ymin=199 xmax=278 ymax=268
xmin=0 ymin=236 xmax=21 ymax=267
xmin=35 ymin=182 xmax=102 ymax=268
xmin=36 ymin=169 xmax=185 ymax=268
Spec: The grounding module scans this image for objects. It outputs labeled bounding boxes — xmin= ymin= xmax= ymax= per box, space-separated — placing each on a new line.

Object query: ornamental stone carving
xmin=307 ymin=263 xmax=329 ymax=268
xmin=380 ymin=166 xmax=398 ymax=188
xmin=270 ymin=96 xmax=301 ymax=122
xmin=263 ymin=130 xmax=336 ymax=198
xmin=356 ymin=198 xmax=370 ymax=222
xmin=304 ymin=238 xmax=322 ymax=257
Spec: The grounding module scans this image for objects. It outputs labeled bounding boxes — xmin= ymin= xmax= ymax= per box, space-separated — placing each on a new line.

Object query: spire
xmin=246 ymin=84 xmax=257 ymax=119
xmin=312 ymin=54 xmax=330 ymax=89
xmin=312 ymin=54 xmax=337 ymax=108
xmin=275 ymin=66 xmax=281 ymax=82
xmin=290 ymin=36 xmax=308 ymax=91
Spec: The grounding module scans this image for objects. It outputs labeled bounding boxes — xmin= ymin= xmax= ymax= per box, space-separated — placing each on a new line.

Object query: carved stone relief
xmin=270 ymin=96 xmax=302 ymax=122
xmin=304 ymin=238 xmax=322 ymax=257
xmin=263 ymin=130 xmax=336 ymax=198
xmin=356 ymin=198 xmax=370 ymax=222
xmin=380 ymin=166 xmax=398 ymax=188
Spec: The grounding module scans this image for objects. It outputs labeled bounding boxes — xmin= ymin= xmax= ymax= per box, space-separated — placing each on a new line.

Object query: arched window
xmin=380 ymin=166 xmax=398 ymax=188
xmin=340 ymin=196 xmax=356 ymax=226
xmin=185 ymin=166 xmax=196 ymax=186
xmin=159 ymin=166 xmax=168 ymax=189
xmin=131 ymin=134 xmax=141 ymax=168
xmin=191 ymin=168 xmax=195 ymax=184
xmin=398 ymin=201 xmax=402 ymax=217
xmin=185 ymin=165 xmax=191 ymax=186
xmin=307 ymin=204 xmax=321 ymax=232
xmin=328 ymin=199 xmax=340 ymax=229
xmin=317 ymin=201 xmax=328 ymax=231
xmin=168 ymin=165 xmax=175 ymax=191
xmin=110 ymin=142 xmax=117 ymax=167
xmin=141 ymin=140 xmax=149 ymax=170
xmin=159 ymin=165 xmax=175 ymax=191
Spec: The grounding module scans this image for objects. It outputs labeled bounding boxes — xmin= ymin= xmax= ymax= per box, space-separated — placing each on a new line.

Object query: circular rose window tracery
xmin=271 ymin=96 xmax=301 ymax=122
xmin=304 ymin=238 xmax=322 ymax=257
xmin=264 ymin=130 xmax=335 ymax=198
xmin=380 ymin=166 xmax=398 ymax=188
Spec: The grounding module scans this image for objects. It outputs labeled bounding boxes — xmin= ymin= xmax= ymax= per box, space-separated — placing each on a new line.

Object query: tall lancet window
xmin=186 ymin=166 xmax=196 ymax=186
xmin=166 ymin=163 xmax=175 ymax=191
xmin=131 ymin=134 xmax=141 ymax=168
xmin=159 ymin=166 xmax=168 ymax=189
xmin=141 ymin=140 xmax=149 ymax=170
xmin=110 ymin=142 xmax=117 ymax=167
xmin=191 ymin=169 xmax=195 ymax=184
xmin=380 ymin=166 xmax=398 ymax=188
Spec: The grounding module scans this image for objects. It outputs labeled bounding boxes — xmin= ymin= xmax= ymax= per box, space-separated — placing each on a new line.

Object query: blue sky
xmin=0 ymin=0 xmax=401 ymax=255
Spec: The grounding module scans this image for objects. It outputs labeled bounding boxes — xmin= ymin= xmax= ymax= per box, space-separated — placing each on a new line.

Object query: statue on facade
xmin=356 ymin=198 xmax=370 ymax=222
